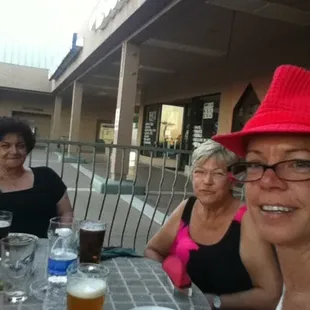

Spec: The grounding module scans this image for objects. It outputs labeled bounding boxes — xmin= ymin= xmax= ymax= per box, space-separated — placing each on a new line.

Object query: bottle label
xmin=48 ymin=257 xmax=77 ymax=276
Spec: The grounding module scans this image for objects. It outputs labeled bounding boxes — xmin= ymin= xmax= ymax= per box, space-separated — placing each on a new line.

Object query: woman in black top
xmin=145 ymin=140 xmax=282 ymax=309
xmin=0 ymin=117 xmax=73 ymax=238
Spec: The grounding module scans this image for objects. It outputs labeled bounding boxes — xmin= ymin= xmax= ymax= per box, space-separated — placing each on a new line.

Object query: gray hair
xmin=190 ymin=139 xmax=239 ymax=175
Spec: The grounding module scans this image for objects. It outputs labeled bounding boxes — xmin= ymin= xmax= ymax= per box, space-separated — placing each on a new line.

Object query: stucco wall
xmin=61 ymin=95 xmax=116 ymax=142
xmin=0 ymin=62 xmax=51 ymax=93
xmin=0 ymin=89 xmax=116 ymax=142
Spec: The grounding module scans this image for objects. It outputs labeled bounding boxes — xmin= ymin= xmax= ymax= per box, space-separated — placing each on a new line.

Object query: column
xmin=50 ymin=96 xmax=62 ymax=140
xmin=68 ymin=81 xmax=83 ymax=154
xmin=111 ymin=42 xmax=140 ymax=180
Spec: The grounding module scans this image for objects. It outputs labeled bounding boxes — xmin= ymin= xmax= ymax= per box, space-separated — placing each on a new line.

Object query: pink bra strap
xmin=234 ymin=205 xmax=247 ymax=223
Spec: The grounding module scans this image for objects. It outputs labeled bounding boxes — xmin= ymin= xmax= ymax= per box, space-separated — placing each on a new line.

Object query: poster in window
xmin=143 ymin=107 xmax=158 ymax=146
xmin=203 ymin=102 xmax=214 ymax=119
xmin=149 ymin=111 xmax=157 ymax=122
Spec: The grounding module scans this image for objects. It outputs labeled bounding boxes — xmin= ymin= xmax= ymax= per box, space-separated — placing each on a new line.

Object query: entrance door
xmin=158 ymin=104 xmax=184 ymax=151
xmin=12 ymin=111 xmax=52 ymax=139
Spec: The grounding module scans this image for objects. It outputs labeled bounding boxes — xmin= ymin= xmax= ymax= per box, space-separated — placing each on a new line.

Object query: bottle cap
xmin=55 ymin=228 xmax=72 ymax=237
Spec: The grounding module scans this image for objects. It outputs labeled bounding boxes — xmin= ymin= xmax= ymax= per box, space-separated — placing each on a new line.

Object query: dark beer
xmin=67 ymin=278 xmax=106 ymax=310
xmin=0 ymin=220 xmax=10 ymax=240
xmin=79 ymin=221 xmax=106 ymax=263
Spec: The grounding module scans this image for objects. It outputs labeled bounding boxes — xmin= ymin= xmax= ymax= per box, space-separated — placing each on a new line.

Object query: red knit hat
xmin=212 ymin=65 xmax=310 ymax=157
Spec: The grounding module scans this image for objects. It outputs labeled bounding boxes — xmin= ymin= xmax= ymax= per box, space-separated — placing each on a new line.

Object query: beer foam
xmin=0 ymin=220 xmax=10 ymax=228
xmin=67 ymin=278 xmax=107 ymax=299
xmin=80 ymin=221 xmax=105 ymax=231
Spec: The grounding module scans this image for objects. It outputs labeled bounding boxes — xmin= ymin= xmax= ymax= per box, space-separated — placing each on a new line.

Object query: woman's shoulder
xmin=31 ymin=166 xmax=66 ymax=199
xmin=31 ymin=166 xmax=57 ymax=174
xmin=31 ymin=166 xmax=62 ymax=182
xmin=168 ymin=197 xmax=194 ymax=221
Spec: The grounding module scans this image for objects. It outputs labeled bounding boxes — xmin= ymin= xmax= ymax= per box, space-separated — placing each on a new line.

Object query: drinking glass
xmin=0 ymin=211 xmax=13 ymax=240
xmin=67 ymin=263 xmax=109 ymax=310
xmin=79 ymin=220 xmax=106 ymax=264
xmin=30 ymin=217 xmax=78 ymax=301
xmin=0 ymin=233 xmax=37 ymax=303
xmin=48 ymin=217 xmax=79 ymax=244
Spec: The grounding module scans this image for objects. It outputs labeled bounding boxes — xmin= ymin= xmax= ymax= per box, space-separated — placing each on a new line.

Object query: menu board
xmin=143 ymin=108 xmax=158 ymax=146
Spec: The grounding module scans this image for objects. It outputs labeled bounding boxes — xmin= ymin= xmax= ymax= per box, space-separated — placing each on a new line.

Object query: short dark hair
xmin=0 ymin=116 xmax=36 ymax=153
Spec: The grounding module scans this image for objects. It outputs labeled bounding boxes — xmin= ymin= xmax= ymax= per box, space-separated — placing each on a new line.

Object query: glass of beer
xmin=0 ymin=211 xmax=12 ymax=240
xmin=79 ymin=220 xmax=106 ymax=263
xmin=67 ymin=263 xmax=109 ymax=310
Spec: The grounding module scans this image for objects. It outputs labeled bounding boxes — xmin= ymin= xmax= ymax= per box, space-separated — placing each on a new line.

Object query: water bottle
xmin=47 ymin=227 xmax=78 ymax=280
xmin=43 ymin=225 xmax=78 ymax=310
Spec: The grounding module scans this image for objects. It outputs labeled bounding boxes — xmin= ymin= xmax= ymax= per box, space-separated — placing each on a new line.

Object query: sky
xmin=0 ymin=0 xmax=99 ymax=46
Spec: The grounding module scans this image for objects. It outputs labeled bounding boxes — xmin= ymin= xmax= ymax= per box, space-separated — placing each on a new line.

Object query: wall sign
xmin=142 ymin=106 xmax=158 ymax=146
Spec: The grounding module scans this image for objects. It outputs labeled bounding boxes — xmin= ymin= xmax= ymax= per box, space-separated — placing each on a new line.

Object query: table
xmin=3 ymin=240 xmax=209 ymax=309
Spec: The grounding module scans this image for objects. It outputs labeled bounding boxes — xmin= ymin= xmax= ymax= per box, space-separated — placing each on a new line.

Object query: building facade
xmin=0 ymin=0 xmax=309 ymax=174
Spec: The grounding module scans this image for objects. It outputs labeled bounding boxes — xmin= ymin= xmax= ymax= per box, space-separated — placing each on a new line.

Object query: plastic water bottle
xmin=48 ymin=227 xmax=77 ymax=279
xmin=43 ymin=227 xmax=78 ymax=310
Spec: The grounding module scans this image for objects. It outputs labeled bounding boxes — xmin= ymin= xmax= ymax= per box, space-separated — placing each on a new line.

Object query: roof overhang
xmin=49 ymin=33 xmax=84 ymax=81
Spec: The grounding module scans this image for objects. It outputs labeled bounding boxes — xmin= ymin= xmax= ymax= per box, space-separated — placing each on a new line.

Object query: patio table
xmin=2 ymin=239 xmax=210 ymax=310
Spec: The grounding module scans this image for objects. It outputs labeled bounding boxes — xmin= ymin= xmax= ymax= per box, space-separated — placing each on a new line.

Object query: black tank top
xmin=0 ymin=167 xmax=66 ymax=238
xmin=183 ymin=197 xmax=253 ymax=295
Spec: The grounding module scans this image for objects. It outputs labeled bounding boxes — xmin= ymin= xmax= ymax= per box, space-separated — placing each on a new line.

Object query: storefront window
xmin=140 ymin=95 xmax=220 ymax=170
xmin=158 ymin=105 xmax=184 ymax=149
xmin=179 ymin=95 xmax=220 ymax=170
xmin=232 ymin=84 xmax=260 ymax=132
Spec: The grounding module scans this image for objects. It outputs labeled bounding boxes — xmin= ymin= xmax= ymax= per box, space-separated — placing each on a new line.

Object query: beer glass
xmin=0 ymin=211 xmax=12 ymax=240
xmin=79 ymin=220 xmax=106 ymax=263
xmin=67 ymin=263 xmax=109 ymax=310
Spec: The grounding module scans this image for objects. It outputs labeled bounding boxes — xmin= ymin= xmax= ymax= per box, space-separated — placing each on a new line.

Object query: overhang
xmin=52 ymin=0 xmax=310 ymax=102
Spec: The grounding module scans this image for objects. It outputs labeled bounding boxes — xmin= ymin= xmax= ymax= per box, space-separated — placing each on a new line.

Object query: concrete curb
xmin=70 ymin=164 xmax=145 ymax=195
xmin=55 ymin=152 xmax=88 ymax=164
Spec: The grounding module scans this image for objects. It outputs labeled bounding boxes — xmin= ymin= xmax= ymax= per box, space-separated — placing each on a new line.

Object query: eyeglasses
xmin=228 ymin=159 xmax=310 ymax=182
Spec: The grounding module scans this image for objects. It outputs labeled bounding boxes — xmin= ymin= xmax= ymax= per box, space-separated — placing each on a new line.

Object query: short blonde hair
xmin=190 ymin=139 xmax=239 ymax=175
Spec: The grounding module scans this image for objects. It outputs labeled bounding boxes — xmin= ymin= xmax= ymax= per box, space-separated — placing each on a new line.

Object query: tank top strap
xmin=181 ymin=196 xmax=196 ymax=225
xmin=233 ymin=204 xmax=248 ymax=223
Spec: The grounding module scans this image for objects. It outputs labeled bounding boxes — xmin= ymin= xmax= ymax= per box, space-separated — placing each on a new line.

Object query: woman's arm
xmin=144 ymin=200 xmax=186 ymax=262
xmin=57 ymin=191 xmax=73 ymax=221
xmin=207 ymin=211 xmax=282 ymax=310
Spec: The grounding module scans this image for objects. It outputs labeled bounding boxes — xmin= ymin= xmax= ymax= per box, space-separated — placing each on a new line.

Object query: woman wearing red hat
xmin=213 ymin=64 xmax=310 ymax=309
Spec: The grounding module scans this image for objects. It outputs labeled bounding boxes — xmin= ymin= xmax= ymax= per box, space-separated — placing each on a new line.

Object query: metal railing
xmin=30 ymin=139 xmax=193 ymax=254
xmin=30 ymin=139 xmax=243 ymax=254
